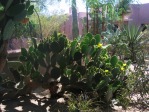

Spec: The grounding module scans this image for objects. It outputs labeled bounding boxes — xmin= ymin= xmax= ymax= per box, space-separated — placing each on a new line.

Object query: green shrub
xmin=127 ymin=63 xmax=149 ymax=109
xmin=104 ymin=25 xmax=149 ymax=63
xmin=67 ymin=93 xmax=97 ymax=112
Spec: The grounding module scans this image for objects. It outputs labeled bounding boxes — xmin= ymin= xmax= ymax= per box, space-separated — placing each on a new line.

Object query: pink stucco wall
xmin=127 ymin=3 xmax=149 ymax=25
xmin=61 ymin=12 xmax=87 ymax=40
xmin=61 ymin=15 xmax=73 ymax=39
xmin=61 ymin=4 xmax=149 ymax=39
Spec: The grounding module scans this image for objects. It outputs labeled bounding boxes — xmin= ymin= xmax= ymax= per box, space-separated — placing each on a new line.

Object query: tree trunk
xmin=93 ymin=9 xmax=96 ymax=35
xmin=0 ymin=40 xmax=8 ymax=73
xmin=72 ymin=0 xmax=79 ymax=39
xmin=120 ymin=13 xmax=125 ymax=27
xmin=86 ymin=4 xmax=89 ymax=33
xmin=95 ymin=8 xmax=99 ymax=34
xmin=102 ymin=12 xmax=105 ymax=32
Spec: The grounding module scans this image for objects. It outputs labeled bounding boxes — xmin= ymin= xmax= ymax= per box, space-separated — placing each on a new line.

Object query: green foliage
xmin=3 ymin=19 xmax=15 ymax=40
xmin=5 ymin=0 xmax=13 ymax=11
xmin=127 ymin=63 xmax=149 ymax=109
xmin=13 ymin=22 xmax=31 ymax=37
xmin=103 ymin=25 xmax=148 ymax=63
xmin=15 ymin=33 xmax=69 ymax=92
xmin=103 ymin=24 xmax=149 ymax=109
xmin=67 ymin=94 xmax=96 ymax=112
xmin=2 ymin=32 xmax=130 ymax=110
xmin=0 ymin=0 xmax=34 ymax=40
xmin=86 ymin=0 xmax=119 ymax=34
xmin=0 ymin=76 xmax=2 ymax=84
xmin=6 ymin=3 xmax=26 ymax=16
xmin=110 ymin=55 xmax=118 ymax=67
xmin=122 ymin=25 xmax=148 ymax=62
xmin=116 ymin=0 xmax=132 ymax=16
xmin=28 ymin=5 xmax=34 ymax=15
xmin=103 ymin=28 xmax=128 ymax=59
xmin=14 ymin=10 xmax=27 ymax=21
xmin=26 ymin=0 xmax=30 ymax=9
xmin=29 ymin=13 xmax=68 ymax=38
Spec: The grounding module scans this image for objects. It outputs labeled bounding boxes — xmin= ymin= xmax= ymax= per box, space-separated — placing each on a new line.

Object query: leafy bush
xmin=127 ymin=63 xmax=149 ymax=110
xmin=103 ymin=24 xmax=149 ymax=110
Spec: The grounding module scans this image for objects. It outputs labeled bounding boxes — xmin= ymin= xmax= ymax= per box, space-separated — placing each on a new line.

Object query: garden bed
xmin=1 ymin=33 xmax=149 ymax=112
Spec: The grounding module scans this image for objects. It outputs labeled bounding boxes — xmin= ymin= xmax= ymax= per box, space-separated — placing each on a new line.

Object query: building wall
xmin=61 ymin=15 xmax=73 ymax=40
xmin=128 ymin=3 xmax=149 ymax=25
xmin=61 ymin=12 xmax=86 ymax=39
xmin=61 ymin=4 xmax=149 ymax=39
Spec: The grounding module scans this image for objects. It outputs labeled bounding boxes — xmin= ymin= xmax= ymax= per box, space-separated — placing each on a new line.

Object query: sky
xmin=47 ymin=0 xmax=85 ymax=14
xmin=134 ymin=0 xmax=149 ymax=4
xmin=47 ymin=0 xmax=149 ymax=14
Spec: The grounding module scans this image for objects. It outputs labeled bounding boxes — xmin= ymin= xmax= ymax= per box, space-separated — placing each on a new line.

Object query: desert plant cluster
xmin=0 ymin=0 xmax=149 ymax=111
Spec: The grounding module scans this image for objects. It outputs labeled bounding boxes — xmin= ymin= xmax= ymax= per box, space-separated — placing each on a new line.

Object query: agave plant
xmin=103 ymin=24 xmax=149 ymax=62
xmin=122 ymin=25 xmax=149 ymax=63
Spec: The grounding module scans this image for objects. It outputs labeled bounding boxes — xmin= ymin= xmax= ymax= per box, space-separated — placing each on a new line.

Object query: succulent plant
xmin=0 ymin=0 xmax=34 ymax=40
xmin=3 ymin=32 xmax=130 ymax=108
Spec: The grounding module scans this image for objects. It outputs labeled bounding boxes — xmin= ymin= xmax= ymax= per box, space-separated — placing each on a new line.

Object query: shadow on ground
xmin=0 ymin=94 xmax=68 ymax=112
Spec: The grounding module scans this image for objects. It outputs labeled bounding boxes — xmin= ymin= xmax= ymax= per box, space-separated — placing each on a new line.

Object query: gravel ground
xmin=0 ymin=89 xmax=148 ymax=112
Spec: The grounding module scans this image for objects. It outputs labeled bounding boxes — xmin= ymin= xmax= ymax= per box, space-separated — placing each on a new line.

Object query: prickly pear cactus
xmin=17 ymin=33 xmax=69 ymax=95
xmin=6 ymin=31 xmax=130 ymax=105
xmin=0 ymin=0 xmax=34 ymax=97
xmin=0 ymin=0 xmax=34 ymax=40
xmin=3 ymin=19 xmax=15 ymax=40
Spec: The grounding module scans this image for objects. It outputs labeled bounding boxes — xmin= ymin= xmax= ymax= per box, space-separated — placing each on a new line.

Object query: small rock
xmin=57 ymin=98 xmax=66 ymax=103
